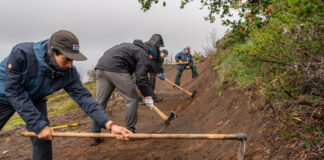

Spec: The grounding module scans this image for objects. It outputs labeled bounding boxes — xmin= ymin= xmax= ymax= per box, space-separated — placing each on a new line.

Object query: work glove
xmin=144 ymin=96 xmax=154 ymax=110
xmin=156 ymin=73 xmax=165 ymax=80
xmin=186 ymin=66 xmax=191 ymax=69
xmin=178 ymin=60 xmax=183 ymax=64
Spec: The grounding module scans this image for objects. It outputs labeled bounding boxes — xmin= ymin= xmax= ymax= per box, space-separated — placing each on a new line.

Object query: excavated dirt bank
xmin=0 ymin=60 xmax=282 ymax=160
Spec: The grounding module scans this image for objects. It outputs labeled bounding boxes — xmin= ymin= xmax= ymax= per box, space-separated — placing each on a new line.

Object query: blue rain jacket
xmin=0 ymin=40 xmax=110 ymax=134
xmin=175 ymin=49 xmax=193 ymax=70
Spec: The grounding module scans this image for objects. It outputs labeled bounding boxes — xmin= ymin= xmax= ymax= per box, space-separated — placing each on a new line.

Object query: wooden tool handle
xmin=164 ymin=78 xmax=192 ymax=96
xmin=136 ymin=89 xmax=169 ymax=120
xmin=165 ymin=62 xmax=189 ymax=65
xmin=153 ymin=106 xmax=168 ymax=120
xmin=21 ymin=131 xmax=247 ymax=140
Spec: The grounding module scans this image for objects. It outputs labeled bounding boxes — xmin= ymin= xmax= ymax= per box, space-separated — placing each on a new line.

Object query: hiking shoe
xmin=192 ymin=74 xmax=199 ymax=79
xmin=90 ymin=138 xmax=104 ymax=146
xmin=153 ymin=97 xmax=163 ymax=102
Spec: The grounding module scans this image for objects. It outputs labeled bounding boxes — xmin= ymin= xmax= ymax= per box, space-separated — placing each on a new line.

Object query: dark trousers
xmin=149 ymin=73 xmax=157 ymax=99
xmin=0 ymin=99 xmax=52 ymax=160
xmin=175 ymin=64 xmax=198 ymax=86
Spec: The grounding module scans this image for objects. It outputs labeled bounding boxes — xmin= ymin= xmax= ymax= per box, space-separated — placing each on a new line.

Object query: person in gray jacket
xmin=90 ymin=34 xmax=164 ymax=145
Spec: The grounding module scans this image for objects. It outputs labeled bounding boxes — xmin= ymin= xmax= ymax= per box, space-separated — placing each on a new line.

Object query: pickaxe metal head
xmin=158 ymin=111 xmax=176 ymax=133
xmin=191 ymin=90 xmax=197 ymax=98
xmin=164 ymin=111 xmax=176 ymax=125
xmin=236 ymin=133 xmax=247 ymax=160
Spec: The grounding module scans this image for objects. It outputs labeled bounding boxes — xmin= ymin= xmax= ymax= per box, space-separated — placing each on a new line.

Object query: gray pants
xmin=90 ymin=69 xmax=138 ymax=134
xmin=0 ymin=98 xmax=52 ymax=160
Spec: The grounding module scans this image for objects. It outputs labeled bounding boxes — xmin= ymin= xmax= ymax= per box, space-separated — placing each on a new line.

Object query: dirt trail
xmin=0 ymin=60 xmax=280 ymax=160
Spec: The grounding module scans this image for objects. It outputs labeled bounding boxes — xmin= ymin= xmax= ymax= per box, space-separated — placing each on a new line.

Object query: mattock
xmin=20 ymin=132 xmax=247 ymax=159
xmin=236 ymin=133 xmax=247 ymax=160
xmin=136 ymin=89 xmax=176 ymax=133
xmin=164 ymin=78 xmax=197 ymax=98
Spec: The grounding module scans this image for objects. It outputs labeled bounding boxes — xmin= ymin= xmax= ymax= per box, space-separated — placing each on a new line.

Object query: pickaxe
xmin=163 ymin=78 xmax=197 ymax=98
xmin=20 ymin=132 xmax=246 ymax=159
xmin=136 ymin=89 xmax=176 ymax=133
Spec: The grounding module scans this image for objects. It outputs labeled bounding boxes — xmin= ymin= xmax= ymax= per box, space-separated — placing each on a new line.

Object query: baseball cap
xmin=50 ymin=30 xmax=87 ymax=61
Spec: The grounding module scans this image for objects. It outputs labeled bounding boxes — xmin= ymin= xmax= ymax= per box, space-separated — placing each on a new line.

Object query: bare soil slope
xmin=0 ymin=60 xmax=280 ymax=160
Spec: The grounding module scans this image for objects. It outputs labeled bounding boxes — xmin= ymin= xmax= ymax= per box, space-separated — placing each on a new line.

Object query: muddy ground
xmin=0 ymin=60 xmax=286 ymax=160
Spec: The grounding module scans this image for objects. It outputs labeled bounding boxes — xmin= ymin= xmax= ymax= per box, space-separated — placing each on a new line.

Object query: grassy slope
xmin=211 ymin=0 xmax=323 ymax=158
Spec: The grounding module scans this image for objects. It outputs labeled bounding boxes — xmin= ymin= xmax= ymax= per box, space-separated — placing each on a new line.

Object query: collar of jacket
xmin=33 ymin=40 xmax=65 ymax=76
xmin=183 ymin=49 xmax=190 ymax=55
xmin=148 ymin=47 xmax=157 ymax=60
xmin=45 ymin=41 xmax=63 ymax=71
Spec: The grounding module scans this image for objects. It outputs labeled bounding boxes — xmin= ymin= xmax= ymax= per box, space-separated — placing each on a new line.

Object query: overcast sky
xmin=0 ymin=0 xmax=229 ymax=81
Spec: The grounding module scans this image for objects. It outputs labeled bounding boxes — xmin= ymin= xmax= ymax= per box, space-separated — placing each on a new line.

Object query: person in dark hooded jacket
xmin=0 ymin=30 xmax=131 ymax=160
xmin=91 ymin=34 xmax=165 ymax=145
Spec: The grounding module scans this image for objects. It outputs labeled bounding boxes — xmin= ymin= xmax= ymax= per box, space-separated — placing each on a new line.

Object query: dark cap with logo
xmin=50 ymin=30 xmax=87 ymax=61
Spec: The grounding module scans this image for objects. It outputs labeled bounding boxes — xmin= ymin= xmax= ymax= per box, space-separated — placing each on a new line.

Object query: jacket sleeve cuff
xmin=101 ymin=118 xmax=110 ymax=129
xmin=33 ymin=121 xmax=48 ymax=135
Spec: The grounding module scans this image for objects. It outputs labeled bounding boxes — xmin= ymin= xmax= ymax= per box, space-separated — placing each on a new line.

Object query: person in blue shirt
xmin=0 ymin=30 xmax=131 ymax=160
xmin=174 ymin=46 xmax=198 ymax=86
xmin=148 ymin=49 xmax=168 ymax=102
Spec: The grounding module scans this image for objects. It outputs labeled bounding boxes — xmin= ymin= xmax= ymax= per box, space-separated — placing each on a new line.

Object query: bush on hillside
xmin=212 ymin=0 xmax=323 ymax=156
xmin=87 ymin=68 xmax=96 ymax=82
xmin=192 ymin=51 xmax=205 ymax=63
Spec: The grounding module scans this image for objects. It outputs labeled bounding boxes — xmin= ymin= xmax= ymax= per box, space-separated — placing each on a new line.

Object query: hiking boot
xmin=153 ymin=97 xmax=163 ymax=102
xmin=90 ymin=138 xmax=104 ymax=146
xmin=192 ymin=74 xmax=199 ymax=79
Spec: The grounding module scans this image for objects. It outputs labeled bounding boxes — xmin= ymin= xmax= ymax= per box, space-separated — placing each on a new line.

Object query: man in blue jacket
xmin=174 ymin=46 xmax=198 ymax=86
xmin=91 ymin=34 xmax=165 ymax=145
xmin=0 ymin=30 xmax=131 ymax=160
